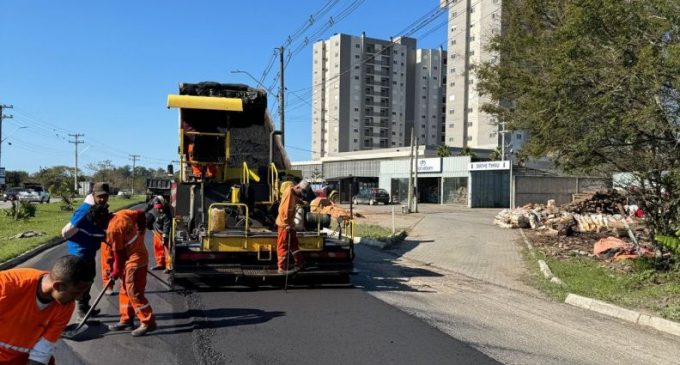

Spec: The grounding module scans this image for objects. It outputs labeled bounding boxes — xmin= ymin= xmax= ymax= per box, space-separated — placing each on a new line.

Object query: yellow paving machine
xmin=165 ymin=82 xmax=354 ymax=287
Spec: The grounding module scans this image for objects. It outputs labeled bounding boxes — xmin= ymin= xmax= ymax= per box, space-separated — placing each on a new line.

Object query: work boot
xmin=108 ymin=321 xmax=134 ymax=331
xmin=131 ymin=321 xmax=157 ymax=337
xmin=277 ymin=268 xmax=298 ymax=275
xmin=104 ymin=287 xmax=114 ymax=296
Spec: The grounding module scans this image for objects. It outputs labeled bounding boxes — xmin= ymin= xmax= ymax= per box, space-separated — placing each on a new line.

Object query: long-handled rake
xmin=62 ymin=278 xmax=114 ymax=340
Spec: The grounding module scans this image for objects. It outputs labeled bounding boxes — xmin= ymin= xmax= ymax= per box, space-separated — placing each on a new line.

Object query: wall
xmin=514 ymin=176 xmax=612 ymax=206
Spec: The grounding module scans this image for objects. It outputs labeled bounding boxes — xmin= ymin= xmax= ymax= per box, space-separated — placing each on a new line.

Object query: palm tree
xmin=436 ymin=144 xmax=451 ymax=157
xmin=490 ymin=147 xmax=502 ymax=161
xmin=459 ymin=146 xmax=478 ymax=161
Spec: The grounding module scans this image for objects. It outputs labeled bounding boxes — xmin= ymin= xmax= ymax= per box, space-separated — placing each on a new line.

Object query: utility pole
xmin=129 ymin=154 xmax=140 ymax=196
xmin=407 ymin=127 xmax=415 ymax=213
xmin=414 ymin=136 xmax=419 ymax=213
xmin=279 ymin=46 xmax=285 ymax=146
xmin=68 ymin=134 xmax=84 ymax=193
xmin=0 ymin=104 xmax=14 ymax=168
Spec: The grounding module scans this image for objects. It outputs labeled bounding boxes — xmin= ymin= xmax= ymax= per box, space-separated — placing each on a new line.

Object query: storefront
xmin=379 ymin=156 xmax=470 ymax=205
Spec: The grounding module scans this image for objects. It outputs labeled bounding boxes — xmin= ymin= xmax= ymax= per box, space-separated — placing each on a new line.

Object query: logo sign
xmin=416 ymin=158 xmax=442 ymax=173
xmin=469 ymin=161 xmax=510 ymax=171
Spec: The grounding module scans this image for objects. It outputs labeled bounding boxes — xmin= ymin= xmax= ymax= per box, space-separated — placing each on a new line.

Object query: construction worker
xmin=187 ymin=142 xmax=217 ymax=179
xmin=0 ymin=255 xmax=93 ymax=365
xmin=276 ymin=180 xmax=309 ymax=274
xmin=144 ymin=195 xmax=173 ymax=271
xmin=105 ymin=209 xmax=157 ymax=337
xmin=60 ymin=182 xmax=110 ymax=318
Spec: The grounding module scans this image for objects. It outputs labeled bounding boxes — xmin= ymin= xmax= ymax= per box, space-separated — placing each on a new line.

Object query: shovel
xmin=62 ymin=278 xmax=114 ymax=340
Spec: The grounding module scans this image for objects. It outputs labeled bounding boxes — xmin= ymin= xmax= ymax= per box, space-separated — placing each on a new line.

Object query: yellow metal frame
xmin=167 ymin=94 xmax=244 ymax=111
xmin=178 ymin=128 xmax=230 ymax=182
xmin=269 ymin=163 xmax=279 ymax=203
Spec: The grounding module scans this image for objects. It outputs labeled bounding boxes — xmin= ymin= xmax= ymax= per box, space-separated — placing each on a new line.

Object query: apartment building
xmin=440 ymin=0 xmax=525 ymax=154
xmin=311 ymin=34 xmax=417 ymax=159
xmin=414 ymin=48 xmax=447 ymax=147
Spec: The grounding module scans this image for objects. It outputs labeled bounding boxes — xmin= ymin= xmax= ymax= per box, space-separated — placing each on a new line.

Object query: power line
xmin=68 ymin=134 xmax=84 ymax=191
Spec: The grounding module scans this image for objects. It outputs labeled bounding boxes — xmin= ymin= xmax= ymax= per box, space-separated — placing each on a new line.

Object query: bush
xmin=4 ymin=201 xmax=37 ymax=220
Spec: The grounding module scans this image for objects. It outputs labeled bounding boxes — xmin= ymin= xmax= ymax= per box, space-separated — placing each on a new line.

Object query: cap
xmin=298 ymin=180 xmax=310 ymax=190
xmin=153 ymin=203 xmax=163 ymax=209
xmin=93 ymin=182 xmax=110 ymax=197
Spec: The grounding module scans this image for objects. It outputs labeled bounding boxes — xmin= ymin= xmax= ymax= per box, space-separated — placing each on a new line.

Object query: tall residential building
xmin=311 ymin=33 xmax=449 ymax=159
xmin=440 ymin=0 xmax=525 ymax=153
xmin=414 ymin=48 xmax=447 ymax=147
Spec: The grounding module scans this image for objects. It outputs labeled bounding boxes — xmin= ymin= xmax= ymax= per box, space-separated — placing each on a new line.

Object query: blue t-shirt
xmin=65 ymin=202 xmax=105 ymax=259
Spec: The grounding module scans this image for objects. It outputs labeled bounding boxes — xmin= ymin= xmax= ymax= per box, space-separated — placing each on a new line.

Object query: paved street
xmin=349 ymin=203 xmax=680 ymax=365
xmin=6 ymin=203 xmax=680 ymax=364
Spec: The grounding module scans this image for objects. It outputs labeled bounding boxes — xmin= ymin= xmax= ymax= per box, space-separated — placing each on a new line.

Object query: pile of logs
xmin=494 ymin=190 xmax=637 ymax=236
xmin=561 ymin=190 xmax=627 ymax=215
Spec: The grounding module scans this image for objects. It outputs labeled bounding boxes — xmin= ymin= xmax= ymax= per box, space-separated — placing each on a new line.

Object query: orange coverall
xmin=276 ymin=186 xmax=305 ymax=271
xmin=188 ymin=143 xmax=216 ymax=178
xmin=100 ymin=241 xmax=113 ymax=289
xmin=0 ymin=269 xmax=74 ymax=365
xmin=108 ymin=210 xmax=154 ymax=326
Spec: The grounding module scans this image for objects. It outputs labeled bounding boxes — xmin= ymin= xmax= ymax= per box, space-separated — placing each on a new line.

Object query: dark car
xmin=352 ymin=188 xmax=390 ymax=205
xmin=2 ymin=187 xmax=26 ymax=202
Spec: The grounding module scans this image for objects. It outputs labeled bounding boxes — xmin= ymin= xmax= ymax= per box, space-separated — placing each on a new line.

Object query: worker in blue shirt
xmin=61 ymin=182 xmax=110 ymax=318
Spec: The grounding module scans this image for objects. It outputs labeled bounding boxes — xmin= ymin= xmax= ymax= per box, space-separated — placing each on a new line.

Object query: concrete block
xmin=588 ymin=299 xmax=640 ymax=323
xmin=644 ymin=316 xmax=680 ymax=337
xmin=565 ymin=293 xmax=593 ymax=310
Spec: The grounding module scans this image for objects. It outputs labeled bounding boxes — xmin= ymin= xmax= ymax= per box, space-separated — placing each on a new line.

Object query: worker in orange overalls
xmin=187 ymin=142 xmax=217 ymax=179
xmin=276 ymin=180 xmax=309 ymax=273
xmin=0 ymin=255 xmax=92 ymax=365
xmin=106 ymin=209 xmax=157 ymax=337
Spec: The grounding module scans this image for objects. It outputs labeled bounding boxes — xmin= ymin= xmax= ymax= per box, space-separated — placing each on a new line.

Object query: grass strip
xmin=0 ymin=196 xmax=145 ymax=263
xmin=524 ymin=247 xmax=680 ymax=321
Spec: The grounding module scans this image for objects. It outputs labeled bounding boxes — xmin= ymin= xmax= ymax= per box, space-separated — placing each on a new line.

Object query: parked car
xmin=18 ymin=186 xmax=50 ymax=203
xmin=352 ymin=188 xmax=390 ymax=205
xmin=2 ymin=187 xmax=26 ymax=202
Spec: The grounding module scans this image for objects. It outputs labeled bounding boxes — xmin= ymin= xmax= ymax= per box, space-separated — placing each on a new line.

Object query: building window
xmin=355 ymin=44 xmax=360 ymax=48
xmin=467 ymin=108 xmax=473 ymax=113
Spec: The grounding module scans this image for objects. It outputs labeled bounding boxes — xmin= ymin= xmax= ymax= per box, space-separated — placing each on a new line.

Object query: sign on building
xmin=469 ymin=161 xmax=510 ymax=171
xmin=417 ymin=158 xmax=442 ymax=173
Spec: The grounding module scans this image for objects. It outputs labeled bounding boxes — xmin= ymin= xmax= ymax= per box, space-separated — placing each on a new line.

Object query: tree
xmin=310 ymin=168 xmax=323 ymax=182
xmin=458 ymin=146 xmax=477 ymax=161
xmin=4 ymin=170 xmax=29 ymax=187
xmin=436 ymin=145 xmax=451 ymax=157
xmin=490 ymin=147 xmax=502 ymax=161
xmin=476 ymin=0 xmax=680 ymax=256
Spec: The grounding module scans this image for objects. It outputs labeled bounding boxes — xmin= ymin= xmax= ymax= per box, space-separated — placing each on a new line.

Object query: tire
xmin=46 ymin=198 xmax=50 ymax=204
xmin=369 ymin=199 xmax=375 ymax=206
xmin=352 ymin=199 xmax=358 ymax=205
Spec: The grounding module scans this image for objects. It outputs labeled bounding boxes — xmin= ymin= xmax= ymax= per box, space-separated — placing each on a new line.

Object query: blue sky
xmin=0 ymin=1 xmax=447 ymax=173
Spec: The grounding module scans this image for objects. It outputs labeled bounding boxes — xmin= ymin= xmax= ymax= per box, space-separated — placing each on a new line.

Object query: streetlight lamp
xmin=1 ymin=125 xmax=27 ymax=143
xmin=231 ymin=69 xmax=285 ymax=146
xmin=230 ymin=70 xmax=272 ymax=93
xmin=0 ymin=126 xmax=27 ymax=167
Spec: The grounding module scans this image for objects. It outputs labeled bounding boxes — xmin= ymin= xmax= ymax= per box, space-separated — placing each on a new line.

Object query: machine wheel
xmin=369 ymin=199 xmax=375 ymax=206
xmin=46 ymin=197 xmax=50 ymax=203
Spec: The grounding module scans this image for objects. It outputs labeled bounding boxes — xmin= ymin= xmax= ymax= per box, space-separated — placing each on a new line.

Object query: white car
xmin=18 ymin=187 xmax=50 ymax=203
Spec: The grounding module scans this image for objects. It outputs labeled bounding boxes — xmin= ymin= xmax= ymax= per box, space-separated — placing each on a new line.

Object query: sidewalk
xmin=349 ymin=204 xmax=537 ymax=293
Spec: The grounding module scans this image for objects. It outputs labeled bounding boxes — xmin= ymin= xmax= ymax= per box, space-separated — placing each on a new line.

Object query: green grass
xmin=353 ymin=223 xmax=400 ymax=241
xmin=0 ymin=195 xmax=145 ymax=263
xmin=525 ymin=248 xmax=680 ymax=321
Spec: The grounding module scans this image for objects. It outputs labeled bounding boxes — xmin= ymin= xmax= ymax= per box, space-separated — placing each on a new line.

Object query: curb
xmin=519 ymin=228 xmax=563 ymax=285
xmin=0 ymin=201 xmax=144 ymax=270
xmin=565 ymin=293 xmax=680 ymax=338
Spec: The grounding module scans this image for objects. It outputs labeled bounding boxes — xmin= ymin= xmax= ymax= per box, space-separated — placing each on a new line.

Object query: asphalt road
xmin=19 ymin=231 xmax=499 ymax=365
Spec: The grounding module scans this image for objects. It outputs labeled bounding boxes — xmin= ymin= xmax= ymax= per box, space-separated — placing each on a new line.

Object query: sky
xmin=0 ymin=1 xmax=448 ymax=174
